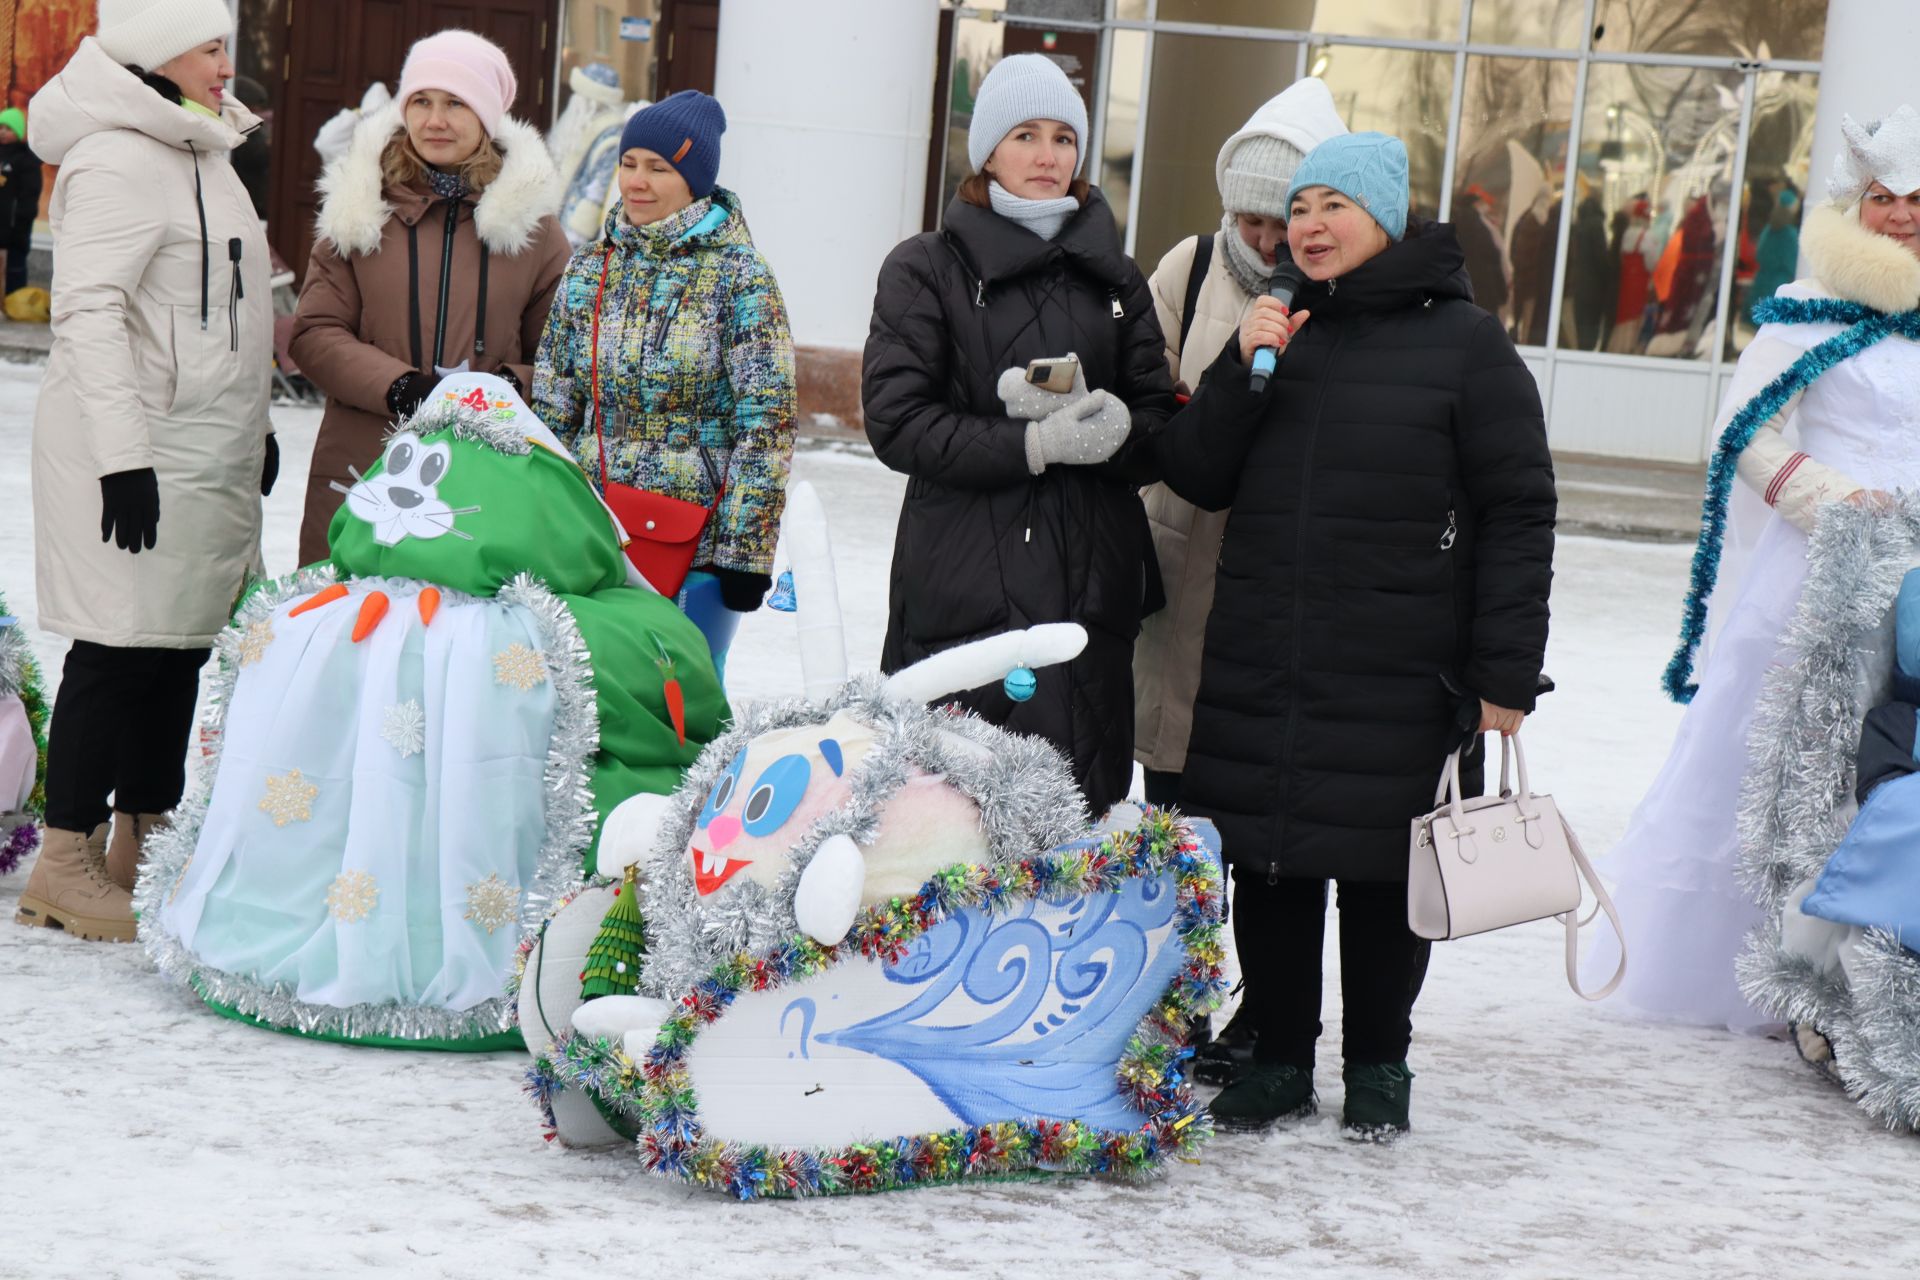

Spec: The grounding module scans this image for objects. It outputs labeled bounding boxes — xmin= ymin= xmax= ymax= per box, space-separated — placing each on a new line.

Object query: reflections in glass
xmin=1728 ymin=71 xmax=1820 ymax=357
xmin=1467 ymin=0 xmax=1586 ymax=49
xmin=1562 ymin=63 xmax=1745 ymax=360
xmin=1153 ymin=1 xmax=1460 ymax=41
xmin=1453 ymin=57 xmax=1578 ymax=346
xmin=939 ymin=18 xmax=1006 ymax=215
xmin=1591 ymin=0 xmax=1826 ymax=63
xmin=1101 ymin=28 xmax=1149 ymax=248
xmin=1131 ymin=33 xmax=1299 ymax=268
xmin=1312 ymin=45 xmax=1452 ymax=222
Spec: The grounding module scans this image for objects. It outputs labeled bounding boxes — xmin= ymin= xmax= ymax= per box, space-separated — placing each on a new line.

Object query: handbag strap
xmin=589 ymin=242 xmax=727 ymax=513
xmin=1557 ymin=815 xmax=1628 ymax=1002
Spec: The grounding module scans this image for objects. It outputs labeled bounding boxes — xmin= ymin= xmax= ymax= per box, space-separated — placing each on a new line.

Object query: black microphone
xmin=1249 ymin=262 xmax=1307 ymax=394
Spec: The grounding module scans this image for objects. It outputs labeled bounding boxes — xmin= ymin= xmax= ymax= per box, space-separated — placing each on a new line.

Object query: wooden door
xmin=656 ymin=0 xmax=719 ymax=98
xmin=268 ymin=0 xmax=556 ymax=287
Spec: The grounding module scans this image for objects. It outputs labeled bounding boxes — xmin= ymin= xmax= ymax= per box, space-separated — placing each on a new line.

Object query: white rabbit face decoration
xmin=344 ymin=432 xmax=471 ymax=545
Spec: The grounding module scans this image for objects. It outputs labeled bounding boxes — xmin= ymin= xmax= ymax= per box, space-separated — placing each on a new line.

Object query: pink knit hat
xmin=397 ymin=30 xmax=517 ymax=137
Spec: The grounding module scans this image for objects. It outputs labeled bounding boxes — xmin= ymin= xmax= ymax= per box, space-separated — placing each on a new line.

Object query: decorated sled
xmin=1739 ymin=497 xmax=1920 ymax=1130
xmin=0 ymin=597 xmax=47 ymax=874
xmin=136 ymin=375 xmax=725 ymax=1049
xmin=518 ymin=483 xmax=1228 ymax=1197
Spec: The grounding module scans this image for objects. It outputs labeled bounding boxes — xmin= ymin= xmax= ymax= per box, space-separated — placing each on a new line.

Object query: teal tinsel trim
xmin=1662 ymin=298 xmax=1920 ymax=703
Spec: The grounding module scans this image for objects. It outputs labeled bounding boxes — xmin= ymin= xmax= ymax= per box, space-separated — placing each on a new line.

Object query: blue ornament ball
xmin=1003 ymin=666 xmax=1037 ymax=702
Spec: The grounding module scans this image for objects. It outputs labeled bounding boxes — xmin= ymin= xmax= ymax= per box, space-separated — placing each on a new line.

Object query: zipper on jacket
xmin=188 ymin=143 xmax=210 ymax=330
xmin=431 ymin=199 xmax=461 ymax=369
xmin=226 ymin=237 xmax=243 ymax=353
xmin=974 ymin=279 xmax=986 ymax=308
xmin=1110 ymin=290 xmax=1124 ymax=319
xmin=1272 ymin=324 xmax=1347 ymax=872
xmin=1439 ymin=508 xmax=1457 ymax=550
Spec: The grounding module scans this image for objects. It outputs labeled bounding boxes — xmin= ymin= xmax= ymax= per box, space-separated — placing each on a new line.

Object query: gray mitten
xmin=997 ymin=361 xmax=1090 ymax=421
xmin=1023 ymin=389 xmax=1132 ymax=475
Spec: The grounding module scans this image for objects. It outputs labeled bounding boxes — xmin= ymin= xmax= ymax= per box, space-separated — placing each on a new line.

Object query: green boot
xmin=1341 ymin=1060 xmax=1414 ymax=1141
xmin=1208 ymin=1063 xmax=1317 ymax=1132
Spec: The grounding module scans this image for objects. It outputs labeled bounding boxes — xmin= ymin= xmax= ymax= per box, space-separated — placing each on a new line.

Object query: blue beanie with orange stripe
xmin=619 ymin=90 xmax=727 ymax=198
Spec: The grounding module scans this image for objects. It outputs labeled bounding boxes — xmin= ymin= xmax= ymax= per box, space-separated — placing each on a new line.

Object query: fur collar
xmin=314 ymin=102 xmax=559 ymax=257
xmin=1800 ymin=201 xmax=1920 ymax=313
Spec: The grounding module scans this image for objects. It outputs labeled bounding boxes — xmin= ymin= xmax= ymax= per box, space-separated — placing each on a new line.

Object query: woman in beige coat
xmin=291 ymin=29 xmax=570 ymax=565
xmin=16 ymin=3 xmax=273 ymax=944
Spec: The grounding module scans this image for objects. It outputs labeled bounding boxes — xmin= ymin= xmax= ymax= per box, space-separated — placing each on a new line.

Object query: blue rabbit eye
xmin=699 ymin=752 xmax=746 ymax=827
xmin=741 ymin=754 xmax=812 ymax=836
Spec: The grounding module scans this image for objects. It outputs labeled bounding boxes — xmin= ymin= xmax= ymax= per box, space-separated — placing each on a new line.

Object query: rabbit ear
xmin=784 ymin=482 xmax=848 ymax=703
xmin=882 ymin=623 xmax=1087 ymax=706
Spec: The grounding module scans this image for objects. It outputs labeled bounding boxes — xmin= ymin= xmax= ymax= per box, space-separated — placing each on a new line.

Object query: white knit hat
xmin=967 ymin=53 xmax=1089 ymax=177
xmin=1216 ymin=79 xmax=1349 ymax=217
xmin=96 ymin=0 xmax=234 ymax=71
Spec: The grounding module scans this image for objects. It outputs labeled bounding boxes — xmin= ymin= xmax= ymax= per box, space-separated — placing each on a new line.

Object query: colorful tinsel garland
xmin=1663 ymin=296 xmax=1920 ymax=704
xmin=526 ymin=808 xmax=1227 ymax=1198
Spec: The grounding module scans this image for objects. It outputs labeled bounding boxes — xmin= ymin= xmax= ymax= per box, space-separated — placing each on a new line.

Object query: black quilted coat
xmin=1157 ymin=219 xmax=1556 ymax=880
xmin=863 ymin=191 xmax=1177 ymax=813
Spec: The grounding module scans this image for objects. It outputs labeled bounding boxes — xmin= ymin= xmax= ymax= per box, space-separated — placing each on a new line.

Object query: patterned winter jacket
xmin=533 ymin=187 xmax=796 ymax=575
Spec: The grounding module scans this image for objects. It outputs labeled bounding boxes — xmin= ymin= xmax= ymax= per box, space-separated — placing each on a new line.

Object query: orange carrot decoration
xmin=417 ymin=587 xmax=441 ymax=627
xmin=651 ymin=632 xmax=686 ymax=746
xmin=351 ymin=591 xmax=390 ymax=643
xmin=288 ymin=583 xmax=349 ymax=618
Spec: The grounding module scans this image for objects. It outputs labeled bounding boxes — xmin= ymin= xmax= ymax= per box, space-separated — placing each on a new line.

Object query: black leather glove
xmin=496 ymin=365 xmax=523 ymax=394
xmin=100 ymin=468 xmax=160 ymax=554
xmin=386 ymin=371 xmax=435 ymax=419
xmin=261 ymin=434 xmax=280 ymax=497
xmin=710 ymin=567 xmax=772 ymax=613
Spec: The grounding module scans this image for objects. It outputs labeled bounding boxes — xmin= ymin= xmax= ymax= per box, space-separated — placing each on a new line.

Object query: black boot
xmin=1192 ymin=1007 xmax=1258 ymax=1086
xmin=1341 ymin=1060 xmax=1414 ymax=1142
xmin=1209 ymin=1063 xmax=1317 ymax=1132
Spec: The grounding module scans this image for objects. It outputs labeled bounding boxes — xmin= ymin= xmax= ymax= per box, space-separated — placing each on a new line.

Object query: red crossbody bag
xmin=590 ymin=244 xmax=723 ymax=597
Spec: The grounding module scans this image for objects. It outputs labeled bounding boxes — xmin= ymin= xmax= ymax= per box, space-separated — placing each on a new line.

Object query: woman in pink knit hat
xmin=291 ymin=29 xmax=570 ymax=564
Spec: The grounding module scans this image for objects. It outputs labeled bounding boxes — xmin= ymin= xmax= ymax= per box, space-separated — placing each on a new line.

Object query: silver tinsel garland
xmin=1735 ymin=495 xmax=1920 ymax=1131
xmin=136 ymin=568 xmax=600 ymax=1044
xmin=639 ymin=673 xmax=1090 ymax=999
xmin=393 ymin=395 xmax=536 ymax=455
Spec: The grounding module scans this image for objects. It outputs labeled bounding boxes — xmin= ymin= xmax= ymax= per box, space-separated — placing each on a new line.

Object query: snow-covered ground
xmin=4 ymin=363 xmax=1917 ymax=1280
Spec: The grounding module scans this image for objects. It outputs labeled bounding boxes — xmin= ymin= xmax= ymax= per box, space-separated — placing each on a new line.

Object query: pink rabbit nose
xmin=706 ymin=814 xmax=743 ymax=849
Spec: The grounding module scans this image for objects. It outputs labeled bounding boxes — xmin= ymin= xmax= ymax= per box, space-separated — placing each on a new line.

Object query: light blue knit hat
xmin=967 ymin=54 xmax=1089 ymax=177
xmin=1286 ymin=131 xmax=1410 ymax=241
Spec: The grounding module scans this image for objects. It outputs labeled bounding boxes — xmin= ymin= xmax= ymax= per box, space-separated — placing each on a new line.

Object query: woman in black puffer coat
xmin=1158 ymin=134 xmax=1556 ymax=1138
xmin=862 ymin=55 xmax=1175 ymax=814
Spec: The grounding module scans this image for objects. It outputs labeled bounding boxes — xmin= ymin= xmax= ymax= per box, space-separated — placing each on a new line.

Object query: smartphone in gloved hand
xmin=1025 ymin=354 xmax=1081 ymax=394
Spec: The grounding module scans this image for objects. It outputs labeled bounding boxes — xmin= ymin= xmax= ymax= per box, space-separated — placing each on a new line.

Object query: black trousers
xmin=1233 ymin=868 xmax=1431 ymax=1069
xmin=1142 ymin=768 xmax=1182 ymax=807
xmin=43 ymin=641 xmax=209 ymax=832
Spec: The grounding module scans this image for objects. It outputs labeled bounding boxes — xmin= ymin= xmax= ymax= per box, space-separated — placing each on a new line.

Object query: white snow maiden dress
xmin=1591 ymin=167 xmax=1920 ymax=1030
xmin=137 ymin=375 xmax=726 ymax=1050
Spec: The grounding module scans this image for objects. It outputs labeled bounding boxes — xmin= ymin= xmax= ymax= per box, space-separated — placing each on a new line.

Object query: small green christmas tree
xmin=580 ymin=864 xmax=647 ymax=999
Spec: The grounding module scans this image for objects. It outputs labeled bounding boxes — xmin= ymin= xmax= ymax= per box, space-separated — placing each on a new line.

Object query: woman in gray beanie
xmin=1134 ymin=78 xmax=1347 ymax=1081
xmin=862 ymin=53 xmax=1176 ymax=814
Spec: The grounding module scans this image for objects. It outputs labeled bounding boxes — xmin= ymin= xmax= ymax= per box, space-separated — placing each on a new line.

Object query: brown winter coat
xmin=291 ymin=105 xmax=570 ymax=564
xmin=1133 ymin=233 xmax=1258 ymax=773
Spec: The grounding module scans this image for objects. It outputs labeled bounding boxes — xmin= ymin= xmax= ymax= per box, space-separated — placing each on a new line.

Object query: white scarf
xmin=989 ymin=180 xmax=1079 ymax=241
xmin=1219 ymin=210 xmax=1275 ymax=295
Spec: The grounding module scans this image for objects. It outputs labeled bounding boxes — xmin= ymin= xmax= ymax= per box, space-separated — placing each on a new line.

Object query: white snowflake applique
xmin=463 ymin=874 xmax=519 ymax=935
xmin=493 ymin=643 xmax=547 ymax=692
xmin=259 ymin=769 xmax=318 ymax=827
xmin=327 ymin=870 xmax=379 ymax=923
xmin=237 ymin=619 xmax=275 ymax=666
xmin=382 ymin=700 xmax=426 ymax=758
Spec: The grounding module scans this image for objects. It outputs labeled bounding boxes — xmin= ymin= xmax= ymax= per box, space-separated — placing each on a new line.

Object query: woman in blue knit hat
xmin=533 ymin=89 xmax=796 ymax=676
xmin=1155 ymin=131 xmax=1558 ymax=1138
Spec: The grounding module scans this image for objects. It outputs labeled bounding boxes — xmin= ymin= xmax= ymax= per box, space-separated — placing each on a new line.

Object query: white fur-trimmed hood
xmin=1799 ymin=200 xmax=1920 ymax=314
xmin=313 ymin=102 xmax=560 ymax=257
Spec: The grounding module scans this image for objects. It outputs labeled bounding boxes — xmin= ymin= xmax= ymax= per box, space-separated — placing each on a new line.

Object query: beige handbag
xmin=1408 ymin=731 xmax=1626 ymax=1001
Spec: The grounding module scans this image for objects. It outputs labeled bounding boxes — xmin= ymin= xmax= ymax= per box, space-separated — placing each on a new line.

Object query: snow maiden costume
xmin=1591 ymin=108 xmax=1920 ymax=1030
xmin=0 ymin=596 xmax=48 ymax=874
xmin=517 ymin=485 xmax=1228 ymax=1197
xmin=137 ymin=375 xmax=725 ymax=1050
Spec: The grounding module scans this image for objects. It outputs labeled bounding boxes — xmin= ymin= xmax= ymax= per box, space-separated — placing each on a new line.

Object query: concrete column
xmin=1804 ymin=0 xmax=1920 ymax=209
xmin=713 ymin=0 xmax=940 ymax=359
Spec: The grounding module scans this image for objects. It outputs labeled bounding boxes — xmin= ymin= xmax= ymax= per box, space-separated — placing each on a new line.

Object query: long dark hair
xmin=124 ymin=65 xmax=185 ymax=105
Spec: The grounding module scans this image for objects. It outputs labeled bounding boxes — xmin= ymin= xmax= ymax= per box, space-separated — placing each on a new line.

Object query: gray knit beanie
xmin=1220 ymin=134 xmax=1308 ymax=219
xmin=967 ymin=53 xmax=1089 ymax=177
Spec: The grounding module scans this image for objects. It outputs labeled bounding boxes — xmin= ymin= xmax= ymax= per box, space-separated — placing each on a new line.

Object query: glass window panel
xmin=1312 ymin=46 xmax=1453 ymax=222
xmin=1008 ymin=0 xmax=1103 ymax=17
xmin=1590 ymin=0 xmax=1827 ymax=63
xmin=1453 ymin=57 xmax=1579 ymax=345
xmin=1154 ymin=1 xmax=1460 ymax=41
xmin=939 ymin=18 xmax=1006 ymax=215
xmin=557 ymin=2 xmax=659 ymax=114
xmin=1727 ymin=71 xmax=1821 ymax=357
xmin=1112 ymin=0 xmax=1151 ymax=18
xmin=1100 ymin=28 xmax=1148 ymax=248
xmin=1132 ymin=33 xmax=1301 ymax=269
xmin=1467 ymin=0 xmax=1586 ymax=49
xmin=1562 ymin=63 xmax=1746 ymax=360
